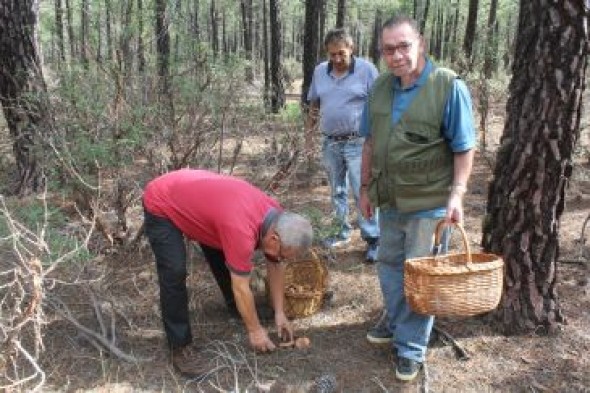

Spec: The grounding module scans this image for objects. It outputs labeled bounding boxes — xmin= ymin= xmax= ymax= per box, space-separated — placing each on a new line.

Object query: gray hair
xmin=324 ymin=28 xmax=354 ymax=48
xmin=381 ymin=15 xmax=420 ymax=35
xmin=274 ymin=212 xmax=313 ymax=250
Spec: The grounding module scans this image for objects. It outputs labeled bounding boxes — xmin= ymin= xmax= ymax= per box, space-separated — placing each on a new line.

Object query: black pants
xmin=143 ymin=209 xmax=236 ymax=348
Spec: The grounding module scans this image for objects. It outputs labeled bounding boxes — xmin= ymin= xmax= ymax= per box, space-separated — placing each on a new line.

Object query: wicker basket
xmin=268 ymin=250 xmax=329 ymax=319
xmin=404 ymin=220 xmax=504 ymax=317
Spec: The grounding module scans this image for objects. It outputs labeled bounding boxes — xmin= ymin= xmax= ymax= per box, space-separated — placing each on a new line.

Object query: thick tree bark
xmin=268 ymin=0 xmax=284 ymax=113
xmin=0 ymin=0 xmax=49 ymax=195
xmin=482 ymin=1 xmax=588 ymax=335
xmin=302 ymin=0 xmax=320 ymax=106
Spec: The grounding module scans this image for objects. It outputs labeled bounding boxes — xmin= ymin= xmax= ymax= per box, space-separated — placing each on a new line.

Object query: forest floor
xmin=33 ymin=104 xmax=590 ymax=393
xmin=1 ymin=87 xmax=589 ymax=392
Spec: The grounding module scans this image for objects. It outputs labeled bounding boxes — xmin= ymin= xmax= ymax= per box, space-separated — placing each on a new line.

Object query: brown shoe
xmin=170 ymin=345 xmax=210 ymax=380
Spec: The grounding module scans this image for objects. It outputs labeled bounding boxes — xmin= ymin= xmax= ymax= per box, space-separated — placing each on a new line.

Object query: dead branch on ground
xmin=0 ymin=188 xmax=147 ymax=391
xmin=433 ymin=325 xmax=471 ymax=361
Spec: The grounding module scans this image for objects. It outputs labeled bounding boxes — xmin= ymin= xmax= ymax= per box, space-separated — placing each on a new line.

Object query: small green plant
xmin=300 ymin=206 xmax=340 ymax=244
xmin=279 ymin=102 xmax=303 ymax=123
xmin=0 ymin=197 xmax=92 ymax=266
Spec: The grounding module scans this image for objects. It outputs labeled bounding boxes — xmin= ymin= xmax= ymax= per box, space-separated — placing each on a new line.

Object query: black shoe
xmin=395 ymin=357 xmax=422 ymax=382
xmin=366 ymin=309 xmax=393 ymax=344
xmin=365 ymin=240 xmax=379 ymax=263
xmin=171 ymin=345 xmax=211 ymax=380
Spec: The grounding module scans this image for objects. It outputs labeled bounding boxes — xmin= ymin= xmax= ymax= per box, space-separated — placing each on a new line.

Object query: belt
xmin=324 ymin=133 xmax=360 ymax=141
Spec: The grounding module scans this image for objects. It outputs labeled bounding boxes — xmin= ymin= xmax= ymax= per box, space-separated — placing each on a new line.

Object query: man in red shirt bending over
xmin=143 ymin=169 xmax=313 ymax=378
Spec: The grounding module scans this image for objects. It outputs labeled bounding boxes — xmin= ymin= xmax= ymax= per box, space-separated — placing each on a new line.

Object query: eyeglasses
xmin=381 ymin=41 xmax=413 ymax=56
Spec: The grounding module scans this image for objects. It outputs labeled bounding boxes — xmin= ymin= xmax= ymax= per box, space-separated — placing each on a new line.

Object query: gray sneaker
xmin=366 ymin=309 xmax=393 ymax=344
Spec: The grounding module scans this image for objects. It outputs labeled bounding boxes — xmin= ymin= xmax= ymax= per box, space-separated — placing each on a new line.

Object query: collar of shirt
xmin=327 ymin=56 xmax=356 ymax=76
xmin=392 ymin=57 xmax=433 ymax=92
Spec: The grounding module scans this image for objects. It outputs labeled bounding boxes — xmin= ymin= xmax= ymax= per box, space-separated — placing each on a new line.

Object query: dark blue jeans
xmin=143 ymin=209 xmax=235 ymax=349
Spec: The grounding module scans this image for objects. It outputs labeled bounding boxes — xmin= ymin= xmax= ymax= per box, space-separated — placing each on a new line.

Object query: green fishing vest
xmin=367 ymin=67 xmax=457 ymax=212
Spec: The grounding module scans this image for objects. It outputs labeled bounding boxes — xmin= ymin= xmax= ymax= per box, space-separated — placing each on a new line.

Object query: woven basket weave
xmin=404 ymin=220 xmax=504 ymax=317
xmin=268 ymin=250 xmax=328 ymax=319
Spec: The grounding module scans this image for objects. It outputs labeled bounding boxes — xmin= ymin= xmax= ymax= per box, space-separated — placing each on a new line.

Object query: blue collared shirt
xmin=308 ymin=57 xmax=379 ymax=136
xmin=359 ymin=59 xmax=477 ymax=218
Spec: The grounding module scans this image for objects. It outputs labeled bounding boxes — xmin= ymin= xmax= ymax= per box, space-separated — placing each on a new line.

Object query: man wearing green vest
xmin=359 ymin=16 xmax=476 ymax=382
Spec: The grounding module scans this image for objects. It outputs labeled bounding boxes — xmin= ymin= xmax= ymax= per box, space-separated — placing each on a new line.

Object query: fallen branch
xmin=433 ymin=325 xmax=470 ymax=361
xmin=45 ymin=296 xmax=152 ymax=363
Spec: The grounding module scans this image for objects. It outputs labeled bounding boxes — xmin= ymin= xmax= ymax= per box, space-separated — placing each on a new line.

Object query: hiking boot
xmin=365 ymin=239 xmax=379 ymax=263
xmin=366 ymin=309 xmax=393 ymax=344
xmin=395 ymin=357 xmax=422 ymax=382
xmin=170 ymin=345 xmax=210 ymax=380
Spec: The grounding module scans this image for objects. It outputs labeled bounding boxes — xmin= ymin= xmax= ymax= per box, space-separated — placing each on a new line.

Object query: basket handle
xmin=433 ymin=220 xmax=472 ymax=264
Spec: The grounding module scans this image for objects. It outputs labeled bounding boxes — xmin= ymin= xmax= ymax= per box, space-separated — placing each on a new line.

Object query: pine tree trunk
xmin=482 ymin=0 xmax=588 ymax=335
xmin=0 ymin=0 xmax=48 ymax=195
xmin=54 ymin=0 xmax=65 ymax=64
xmin=65 ymin=0 xmax=75 ymax=58
xmin=419 ymin=0 xmax=430 ymax=35
xmin=483 ymin=0 xmax=499 ymax=79
xmin=120 ymin=0 xmax=134 ymax=73
xmin=302 ymin=0 xmax=320 ymax=106
xmin=155 ymin=0 xmax=173 ymax=117
xmin=210 ymin=0 xmax=219 ymax=56
xmin=80 ymin=0 xmax=89 ymax=68
xmin=463 ymin=0 xmax=479 ymax=68
xmin=95 ymin=4 xmax=102 ymax=63
xmin=369 ymin=9 xmax=382 ymax=66
xmin=104 ymin=0 xmax=112 ymax=61
xmin=450 ymin=0 xmax=460 ymax=62
xmin=317 ymin=0 xmax=326 ymax=59
xmin=262 ymin=0 xmax=270 ymax=110
xmin=240 ymin=0 xmax=253 ymax=82
xmin=268 ymin=0 xmax=284 ymax=113
xmin=137 ymin=0 xmax=145 ymax=72
xmin=336 ymin=0 xmax=346 ymax=28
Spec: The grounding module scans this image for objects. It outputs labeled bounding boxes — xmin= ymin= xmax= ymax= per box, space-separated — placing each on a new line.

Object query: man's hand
xmin=445 ymin=186 xmax=466 ymax=223
xmin=360 ymin=187 xmax=373 ymax=219
xmin=248 ymin=327 xmax=276 ymax=353
xmin=274 ymin=311 xmax=294 ymax=343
